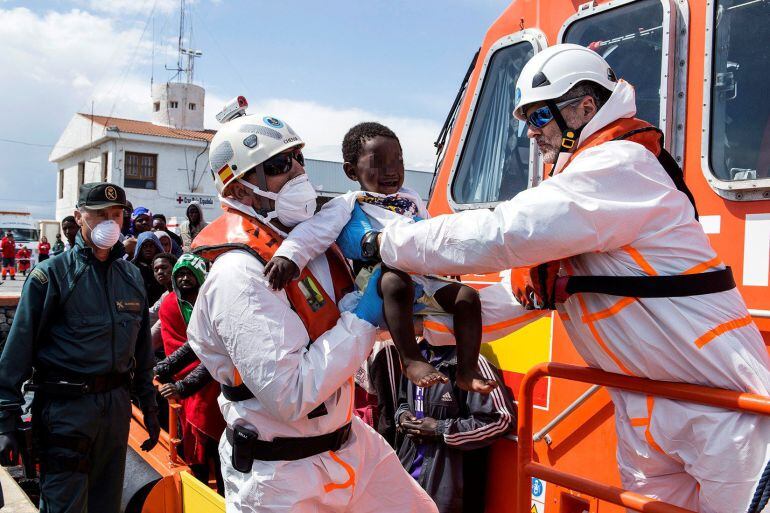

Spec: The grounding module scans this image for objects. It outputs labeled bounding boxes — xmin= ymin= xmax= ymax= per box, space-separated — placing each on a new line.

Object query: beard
xmin=536 ymin=138 xmax=560 ymax=164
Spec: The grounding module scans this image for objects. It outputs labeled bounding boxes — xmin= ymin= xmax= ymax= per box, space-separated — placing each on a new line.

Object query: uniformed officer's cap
xmin=77 ymin=182 xmax=127 ymax=209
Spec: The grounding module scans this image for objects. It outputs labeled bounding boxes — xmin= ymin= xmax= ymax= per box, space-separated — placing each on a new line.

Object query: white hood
xmin=553 ymin=79 xmax=638 ymax=174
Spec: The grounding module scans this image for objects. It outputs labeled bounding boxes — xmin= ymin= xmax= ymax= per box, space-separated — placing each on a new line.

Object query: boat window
xmin=562 ymin=0 xmax=665 ymax=127
xmin=450 ymin=41 xmax=534 ymax=206
xmin=708 ymin=0 xmax=770 ymax=184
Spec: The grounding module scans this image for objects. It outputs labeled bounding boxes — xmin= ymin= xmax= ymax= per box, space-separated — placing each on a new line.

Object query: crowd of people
xmin=1 ymin=43 xmax=768 ymax=513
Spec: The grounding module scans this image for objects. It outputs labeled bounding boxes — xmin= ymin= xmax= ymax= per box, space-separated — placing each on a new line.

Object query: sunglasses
xmin=524 ymin=96 xmax=585 ymax=129
xmin=263 ymin=150 xmax=305 ymax=176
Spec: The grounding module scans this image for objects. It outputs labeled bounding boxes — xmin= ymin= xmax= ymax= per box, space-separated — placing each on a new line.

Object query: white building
xmin=50 ymin=82 xmax=434 ymax=228
xmin=50 ymin=82 xmax=218 ymax=227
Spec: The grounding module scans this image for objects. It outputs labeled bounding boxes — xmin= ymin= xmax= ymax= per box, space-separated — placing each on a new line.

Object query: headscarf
xmin=172 ymin=253 xmax=208 ymax=323
xmin=131 ymin=206 xmax=153 ymax=236
xmin=154 ymin=230 xmax=183 ymax=257
xmin=132 ymin=231 xmax=164 ymax=262
xmin=186 ymin=201 xmax=205 ymax=226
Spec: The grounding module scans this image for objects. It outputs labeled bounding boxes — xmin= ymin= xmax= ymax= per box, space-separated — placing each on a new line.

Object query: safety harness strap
xmin=564 ymin=267 xmax=735 ymax=298
xmin=220 ymin=383 xmax=330 ymax=419
xmin=221 ymin=383 xmax=255 ymax=402
xmin=612 ymin=126 xmax=699 ymax=220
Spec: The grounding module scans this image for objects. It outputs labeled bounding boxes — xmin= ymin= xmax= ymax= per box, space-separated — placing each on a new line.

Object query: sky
xmin=0 ymin=0 xmax=509 ymax=219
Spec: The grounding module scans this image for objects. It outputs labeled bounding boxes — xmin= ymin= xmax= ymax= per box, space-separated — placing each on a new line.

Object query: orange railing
xmin=516 ymin=363 xmax=770 ymax=513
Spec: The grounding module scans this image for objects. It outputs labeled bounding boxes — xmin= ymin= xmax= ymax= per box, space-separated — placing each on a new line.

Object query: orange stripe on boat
xmin=682 ymin=256 xmax=722 ymax=275
xmin=622 ymin=246 xmax=658 ymax=276
xmin=694 ymin=315 xmax=754 ymax=349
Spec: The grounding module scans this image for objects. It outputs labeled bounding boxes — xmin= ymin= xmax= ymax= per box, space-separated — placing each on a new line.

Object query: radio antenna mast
xmin=166 ymin=0 xmax=202 ymax=83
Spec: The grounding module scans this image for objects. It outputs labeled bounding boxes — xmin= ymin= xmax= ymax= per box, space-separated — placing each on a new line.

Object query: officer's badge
xmin=105 ymin=186 xmax=118 ymax=201
xmin=30 ymin=268 xmax=48 ymax=284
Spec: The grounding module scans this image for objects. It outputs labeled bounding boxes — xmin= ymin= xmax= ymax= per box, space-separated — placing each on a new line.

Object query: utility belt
xmin=26 ymin=369 xmax=132 ymax=397
xmin=226 ymin=422 xmax=351 ymax=471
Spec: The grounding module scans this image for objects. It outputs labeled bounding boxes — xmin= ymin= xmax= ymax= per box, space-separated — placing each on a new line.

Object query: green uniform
xmin=0 ymin=233 xmax=157 ymax=513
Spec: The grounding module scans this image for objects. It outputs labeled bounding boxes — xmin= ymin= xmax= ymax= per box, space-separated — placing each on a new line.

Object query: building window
xmin=78 ymin=161 xmax=85 ymax=188
xmin=188 ymin=103 xmax=196 ymax=111
xmin=58 ymin=169 xmax=64 ymax=199
xmin=169 ymin=101 xmax=179 ymax=109
xmin=101 ymin=152 xmax=108 ymax=182
xmin=153 ymin=101 xmax=160 ymax=112
xmin=124 ymin=152 xmax=158 ymax=189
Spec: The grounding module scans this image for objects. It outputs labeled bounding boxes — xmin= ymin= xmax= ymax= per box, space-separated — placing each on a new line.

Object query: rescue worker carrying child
xmin=339 ymin=44 xmax=770 ymax=512
xmin=186 ymin=110 xmax=437 ymax=512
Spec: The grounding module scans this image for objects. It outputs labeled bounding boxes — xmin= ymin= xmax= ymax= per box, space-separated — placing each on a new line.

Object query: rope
xmin=748 ymin=458 xmax=770 ymax=513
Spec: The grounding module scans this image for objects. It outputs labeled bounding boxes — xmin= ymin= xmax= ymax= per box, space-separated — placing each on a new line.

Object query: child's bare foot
xmin=402 ymin=358 xmax=449 ymax=388
xmin=456 ymin=369 xmax=498 ymax=395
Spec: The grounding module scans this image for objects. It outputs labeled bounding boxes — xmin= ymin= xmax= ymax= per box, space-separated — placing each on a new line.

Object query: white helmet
xmin=209 ymin=113 xmax=304 ymax=195
xmin=513 ymin=43 xmax=617 ymax=120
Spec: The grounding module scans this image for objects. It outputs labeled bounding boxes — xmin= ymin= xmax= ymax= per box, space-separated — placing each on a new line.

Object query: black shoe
xmin=10 ymin=276 xmax=15 ymax=280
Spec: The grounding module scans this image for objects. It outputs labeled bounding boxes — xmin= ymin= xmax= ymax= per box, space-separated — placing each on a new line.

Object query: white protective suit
xmin=187 ymin=201 xmax=438 ymax=513
xmin=273 ymin=189 xmax=539 ymax=345
xmin=378 ymin=81 xmax=770 ymax=512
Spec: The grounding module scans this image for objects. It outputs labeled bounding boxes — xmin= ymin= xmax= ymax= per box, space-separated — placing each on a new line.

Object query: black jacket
xmin=395 ymin=344 xmax=516 ymax=513
xmin=367 ymin=343 xmax=401 ymax=446
xmin=0 ymin=233 xmax=157 ymax=432
xmin=154 ymin=342 xmax=213 ymax=398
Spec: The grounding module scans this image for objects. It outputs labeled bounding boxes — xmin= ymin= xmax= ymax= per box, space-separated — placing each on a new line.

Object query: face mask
xmin=85 ymin=219 xmax=121 ymax=249
xmin=238 ymin=174 xmax=317 ymax=227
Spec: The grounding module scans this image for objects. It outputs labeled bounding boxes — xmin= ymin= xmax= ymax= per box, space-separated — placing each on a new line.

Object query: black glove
xmin=0 ymin=431 xmax=20 ymax=465
xmin=141 ymin=410 xmax=161 ymax=452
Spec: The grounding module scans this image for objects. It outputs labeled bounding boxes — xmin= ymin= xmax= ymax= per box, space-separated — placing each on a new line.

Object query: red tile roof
xmin=80 ymin=114 xmax=216 ymax=142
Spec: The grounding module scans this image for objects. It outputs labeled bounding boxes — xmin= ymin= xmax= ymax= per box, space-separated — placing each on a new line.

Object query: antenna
xmin=165 ymin=0 xmax=202 ymax=84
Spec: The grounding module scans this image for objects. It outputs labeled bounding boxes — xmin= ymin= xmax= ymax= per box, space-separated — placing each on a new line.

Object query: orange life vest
xmin=563 ymin=117 xmax=663 ymax=167
xmin=192 ymin=206 xmax=354 ymax=342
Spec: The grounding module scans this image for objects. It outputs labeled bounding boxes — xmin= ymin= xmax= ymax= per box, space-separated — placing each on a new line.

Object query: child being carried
xmin=266 ymin=122 xmax=497 ymax=394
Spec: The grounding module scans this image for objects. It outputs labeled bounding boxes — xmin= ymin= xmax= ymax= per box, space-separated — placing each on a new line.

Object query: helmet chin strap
xmin=251 ymin=165 xmax=275 ymax=218
xmin=234 ymin=173 xmax=290 ymax=237
xmin=545 ymin=99 xmax=585 ymax=154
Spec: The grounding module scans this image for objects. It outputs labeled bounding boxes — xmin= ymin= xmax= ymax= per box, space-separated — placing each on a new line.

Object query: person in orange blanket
xmin=153 ymin=253 xmax=225 ymax=493
xmin=15 ymin=246 xmax=31 ymax=276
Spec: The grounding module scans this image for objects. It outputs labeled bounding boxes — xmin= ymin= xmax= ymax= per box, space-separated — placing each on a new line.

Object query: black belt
xmin=222 ymin=383 xmax=254 ymax=401
xmin=226 ymin=422 xmax=351 ymax=462
xmin=564 ymin=267 xmax=735 ymax=298
xmin=221 ymin=383 xmax=329 ymax=419
xmin=28 ymin=370 xmax=131 ymax=396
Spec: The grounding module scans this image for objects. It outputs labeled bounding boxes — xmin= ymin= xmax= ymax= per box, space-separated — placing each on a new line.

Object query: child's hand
xmin=264 ymin=256 xmax=299 ymax=290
